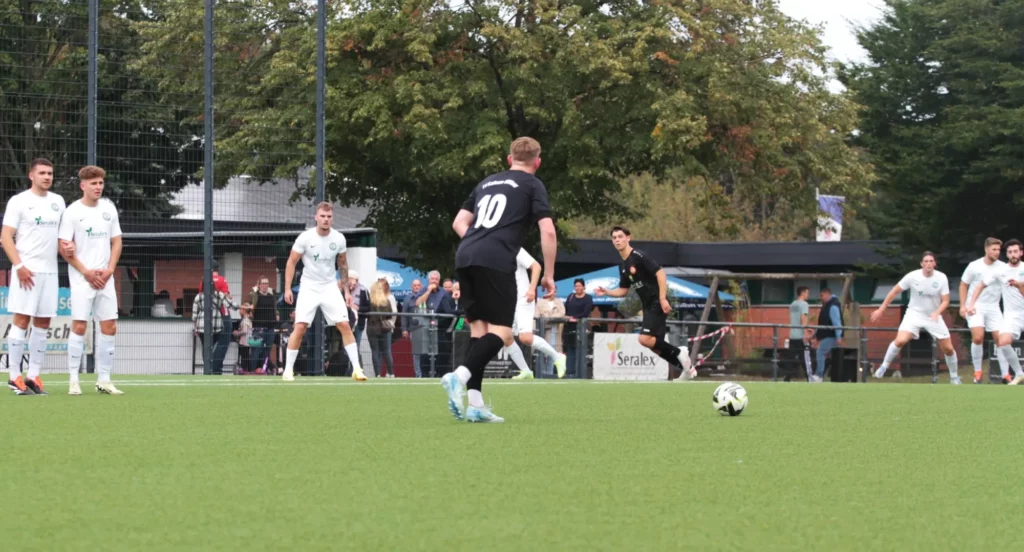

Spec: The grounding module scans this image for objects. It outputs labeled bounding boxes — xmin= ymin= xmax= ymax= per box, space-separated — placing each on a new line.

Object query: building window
xmin=872 ymin=281 xmax=898 ymax=302
xmin=761 ymin=280 xmax=792 ymax=303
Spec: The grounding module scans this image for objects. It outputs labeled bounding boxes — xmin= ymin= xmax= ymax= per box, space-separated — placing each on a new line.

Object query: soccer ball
xmin=712 ymin=382 xmax=748 ymax=416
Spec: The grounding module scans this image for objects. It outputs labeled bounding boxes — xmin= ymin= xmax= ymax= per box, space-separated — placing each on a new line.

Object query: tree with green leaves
xmin=138 ymin=0 xmax=872 ymax=271
xmin=843 ymin=0 xmax=1024 ymax=262
xmin=0 ymin=0 xmax=202 ymax=217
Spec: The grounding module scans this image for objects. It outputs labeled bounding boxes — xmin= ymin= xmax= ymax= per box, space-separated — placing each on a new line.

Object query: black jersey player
xmin=595 ymin=226 xmax=696 ymax=380
xmin=442 ymin=137 xmax=558 ymax=422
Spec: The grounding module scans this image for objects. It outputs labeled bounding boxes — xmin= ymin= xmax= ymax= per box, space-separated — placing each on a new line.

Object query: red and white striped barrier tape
xmin=687 ymin=325 xmax=733 ymax=343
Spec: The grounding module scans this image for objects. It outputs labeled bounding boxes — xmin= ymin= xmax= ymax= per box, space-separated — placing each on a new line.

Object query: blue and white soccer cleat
xmin=465 ymin=406 xmax=504 ymax=424
xmin=441 ymin=373 xmax=465 ymax=420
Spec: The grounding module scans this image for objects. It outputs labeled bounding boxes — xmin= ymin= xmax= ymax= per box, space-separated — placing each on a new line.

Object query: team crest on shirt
xmin=51 ymin=203 xmax=59 ymax=211
xmin=629 ymin=266 xmax=636 ymax=275
xmin=932 ymin=282 xmax=938 ymax=288
xmin=102 ymin=212 xmax=112 ymax=221
xmin=329 ymin=243 xmax=337 ymax=251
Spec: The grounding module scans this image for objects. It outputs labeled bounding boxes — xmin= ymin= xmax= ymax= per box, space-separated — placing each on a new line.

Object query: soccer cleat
xmin=1002 ymin=375 xmax=1013 ymax=385
xmin=809 ymin=375 xmax=823 ymax=383
xmin=974 ymin=370 xmax=983 ymax=384
xmin=282 ymin=369 xmax=294 ymax=382
xmin=873 ymin=365 xmax=888 ymax=379
xmin=465 ymin=406 xmax=504 ymax=424
xmin=352 ymin=367 xmax=367 ymax=382
xmin=95 ymin=382 xmax=124 ymax=395
xmin=8 ymin=376 xmax=35 ymax=395
xmin=440 ymin=372 xmax=465 ymax=420
xmin=679 ymin=346 xmax=692 ymax=370
xmin=554 ymin=354 xmax=567 ymax=379
xmin=511 ymin=369 xmax=534 ymax=381
xmin=24 ymin=376 xmax=46 ymax=395
xmin=1010 ymin=374 xmax=1024 ymax=386
xmin=892 ymin=370 xmax=903 ymax=380
xmin=682 ymin=366 xmax=698 ymax=380
xmin=950 ymin=376 xmax=962 ymax=385
xmin=68 ymin=381 xmax=82 ymax=396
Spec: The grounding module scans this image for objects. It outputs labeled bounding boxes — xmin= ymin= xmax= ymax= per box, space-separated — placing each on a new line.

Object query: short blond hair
xmin=316 ymin=201 xmax=333 ymax=213
xmin=510 ymin=137 xmax=541 ymax=163
xmin=78 ymin=165 xmax=106 ymax=180
xmin=985 ymin=237 xmax=1002 ymax=248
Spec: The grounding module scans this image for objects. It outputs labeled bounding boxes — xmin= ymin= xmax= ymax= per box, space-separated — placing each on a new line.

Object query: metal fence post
xmin=860 ymin=331 xmax=870 ymax=383
xmin=931 ymin=339 xmax=940 ymax=383
xmin=87 ymin=0 xmax=97 ymax=165
xmin=428 ymin=312 xmax=438 ymax=378
xmin=311 ymin=0 xmax=327 ymax=377
xmin=577 ymin=318 xmax=588 ymax=378
xmin=771 ymin=325 xmax=779 ymax=382
xmin=201 ymin=0 xmax=215 ymax=376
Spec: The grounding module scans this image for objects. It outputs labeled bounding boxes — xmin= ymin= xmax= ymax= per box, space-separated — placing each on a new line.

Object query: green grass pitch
xmin=1 ymin=376 xmax=1019 ymax=551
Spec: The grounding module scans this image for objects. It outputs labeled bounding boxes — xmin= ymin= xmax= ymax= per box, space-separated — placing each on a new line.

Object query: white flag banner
xmin=816 ymin=193 xmax=845 ymax=242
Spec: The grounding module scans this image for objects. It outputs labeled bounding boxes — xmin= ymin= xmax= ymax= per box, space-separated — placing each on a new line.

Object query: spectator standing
xmin=813 ymin=287 xmax=844 ymax=382
xmin=416 ymin=270 xmax=457 ymax=376
xmin=366 ymin=279 xmax=397 ymax=377
xmin=563 ymin=278 xmax=594 ymax=378
xmin=402 ymin=279 xmax=426 ymax=377
xmin=788 ymin=286 xmax=813 ymax=381
xmin=234 ymin=303 xmax=253 ymax=373
xmin=192 ymin=282 xmax=238 ymax=375
xmin=249 ymin=276 xmax=278 ymax=372
xmin=535 ymin=294 xmax=565 ymax=376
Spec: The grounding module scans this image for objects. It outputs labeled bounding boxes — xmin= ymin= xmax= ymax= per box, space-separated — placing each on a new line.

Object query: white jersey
xmin=897 ymin=269 xmax=950 ymax=316
xmin=292 ymin=228 xmax=346 ymax=285
xmin=1 ymin=189 xmax=65 ymax=274
xmin=985 ymin=263 xmax=1024 ymax=316
xmin=58 ymin=199 xmax=122 ymax=287
xmin=515 ymin=248 xmax=538 ymax=301
xmin=961 ymin=258 xmax=1005 ymax=307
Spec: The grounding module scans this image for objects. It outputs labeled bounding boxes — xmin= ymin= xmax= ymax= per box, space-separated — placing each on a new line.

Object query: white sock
xmin=881 ymin=342 xmax=901 ymax=370
xmin=971 ymin=343 xmax=984 ymax=373
xmin=6 ymin=326 xmax=26 ymax=380
xmin=68 ymin=332 xmax=86 ymax=383
xmin=999 ymin=345 xmax=1021 ymax=377
xmin=454 ymin=366 xmax=471 ymax=386
xmin=530 ymin=336 xmax=558 ymax=360
xmin=27 ymin=327 xmax=48 ymax=379
xmin=505 ymin=342 xmax=531 ymax=373
xmin=468 ymin=389 xmax=484 ymax=408
xmin=285 ymin=349 xmax=299 ymax=373
xmin=945 ymin=353 xmax=958 ymax=378
xmin=344 ymin=343 xmax=362 ymax=372
xmin=97 ymin=333 xmax=116 ymax=383
xmin=995 ymin=346 xmax=1009 ymax=378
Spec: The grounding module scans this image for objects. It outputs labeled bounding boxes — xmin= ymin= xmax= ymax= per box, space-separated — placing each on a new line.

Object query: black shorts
xmin=456 ymin=266 xmax=516 ymax=328
xmin=640 ymin=303 xmax=668 ymax=338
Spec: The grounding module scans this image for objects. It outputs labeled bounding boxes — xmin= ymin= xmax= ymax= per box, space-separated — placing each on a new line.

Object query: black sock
xmin=466 ymin=333 xmax=504 ymax=391
xmin=652 ymin=338 xmax=683 ymax=368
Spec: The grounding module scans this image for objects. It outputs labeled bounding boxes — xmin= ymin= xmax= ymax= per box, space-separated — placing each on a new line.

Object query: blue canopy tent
xmin=374 ymin=258 xmax=428 ymax=299
xmin=553 ymin=267 xmax=733 ymax=307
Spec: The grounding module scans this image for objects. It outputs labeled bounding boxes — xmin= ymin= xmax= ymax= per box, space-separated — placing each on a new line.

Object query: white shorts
xmin=513 ymin=302 xmax=536 ymax=336
xmin=999 ymin=312 xmax=1024 ymax=340
xmin=898 ymin=310 xmax=951 ymax=340
xmin=7 ymin=272 xmax=59 ymax=317
xmin=71 ymin=281 xmax=118 ymax=322
xmin=294 ymin=281 xmax=347 ymax=326
xmin=966 ymin=304 xmax=1003 ymax=332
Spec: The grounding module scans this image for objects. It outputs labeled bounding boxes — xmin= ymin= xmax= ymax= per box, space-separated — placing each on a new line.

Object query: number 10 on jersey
xmin=474 ymin=194 xmax=507 ymax=229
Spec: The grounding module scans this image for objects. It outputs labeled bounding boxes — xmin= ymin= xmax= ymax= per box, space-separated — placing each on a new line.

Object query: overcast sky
xmin=776 ymin=0 xmax=886 ymax=64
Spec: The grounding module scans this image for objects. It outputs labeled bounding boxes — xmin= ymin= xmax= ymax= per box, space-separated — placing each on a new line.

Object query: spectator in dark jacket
xmin=563 ymin=278 xmax=594 ymax=377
